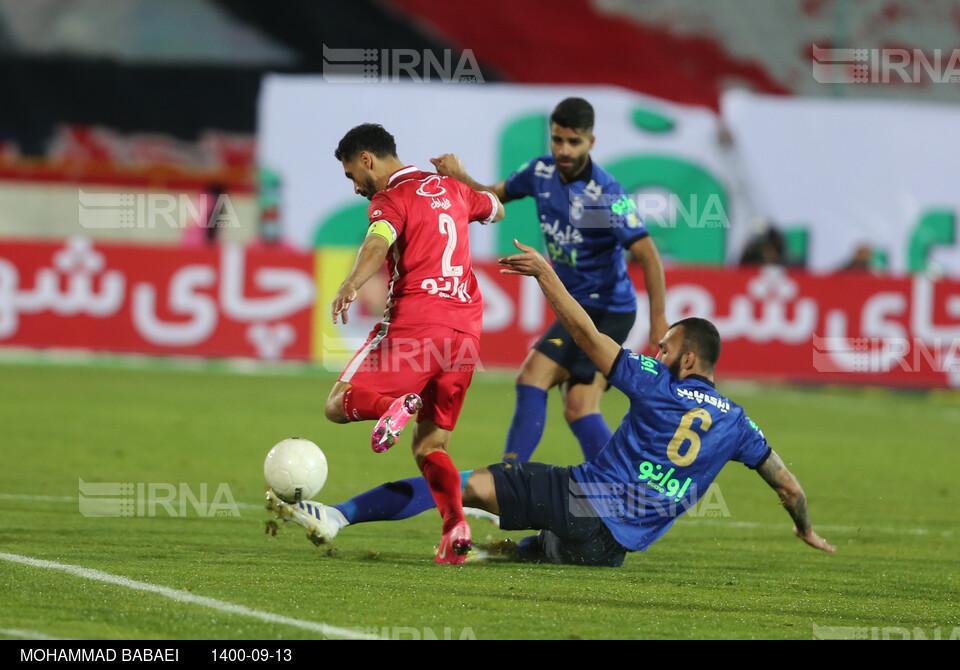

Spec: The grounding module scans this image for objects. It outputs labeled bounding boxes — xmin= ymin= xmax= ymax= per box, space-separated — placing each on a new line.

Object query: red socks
xmin=341 ymin=387 xmax=395 ymax=421
xmin=419 ymin=450 xmax=464 ymax=534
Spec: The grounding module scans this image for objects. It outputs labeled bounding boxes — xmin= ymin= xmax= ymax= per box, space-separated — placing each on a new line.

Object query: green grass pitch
xmin=0 ymin=357 xmax=958 ymax=640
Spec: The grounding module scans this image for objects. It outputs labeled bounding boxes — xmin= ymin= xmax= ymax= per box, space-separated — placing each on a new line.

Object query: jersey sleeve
xmin=503 ymin=160 xmax=536 ymax=200
xmin=604 ymin=181 xmax=648 ymax=247
xmin=606 ymin=349 xmax=666 ymax=400
xmin=368 ymin=192 xmax=405 ymax=240
xmin=734 ymin=413 xmax=772 ymax=469
xmin=455 ymin=179 xmax=499 ymax=224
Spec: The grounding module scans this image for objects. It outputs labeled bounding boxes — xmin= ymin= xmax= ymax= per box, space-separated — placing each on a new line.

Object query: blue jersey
xmin=504 ymin=156 xmax=647 ymax=313
xmin=570 ymin=350 xmax=772 ymax=552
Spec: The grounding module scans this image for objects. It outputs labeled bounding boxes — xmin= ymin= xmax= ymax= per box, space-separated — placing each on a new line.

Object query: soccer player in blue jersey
xmin=431 ymin=97 xmax=668 ymax=466
xmin=267 ymin=240 xmax=834 ymax=565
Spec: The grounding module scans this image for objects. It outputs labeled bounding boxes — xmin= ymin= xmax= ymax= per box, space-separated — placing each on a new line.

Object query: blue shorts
xmin=489 ymin=462 xmax=627 ymax=567
xmin=533 ymin=307 xmax=636 ymax=385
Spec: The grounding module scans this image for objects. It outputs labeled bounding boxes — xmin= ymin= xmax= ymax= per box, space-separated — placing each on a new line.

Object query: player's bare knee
xmin=563 ymin=397 xmax=594 ymax=424
xmin=412 ymin=442 xmax=446 ymax=467
xmin=463 ymin=468 xmax=499 ymax=515
xmin=324 ymin=396 xmax=349 ymax=424
xmin=515 ymin=364 xmax=538 ymax=387
xmin=563 ymin=383 xmax=602 ymax=423
xmin=516 ymin=351 xmax=561 ymax=389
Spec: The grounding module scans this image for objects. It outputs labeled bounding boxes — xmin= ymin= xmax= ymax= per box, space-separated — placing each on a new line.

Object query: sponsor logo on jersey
xmin=629 ymin=353 xmax=660 ymax=375
xmin=534 ymin=160 xmax=556 ymax=179
xmin=583 ymin=180 xmax=603 ymax=200
xmin=637 ymin=459 xmax=693 ymax=502
xmin=610 ymin=194 xmax=637 ymax=216
xmin=420 ymin=275 xmax=472 ymax=302
xmin=416 ymin=174 xmax=447 ymax=197
xmin=540 ymin=218 xmax=583 ymax=246
xmin=676 ymin=388 xmax=731 ymax=413
xmin=570 ymin=195 xmax=584 ymax=221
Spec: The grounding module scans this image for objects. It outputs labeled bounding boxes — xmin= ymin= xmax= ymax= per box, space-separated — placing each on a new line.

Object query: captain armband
xmin=367 ymin=220 xmax=397 ymax=245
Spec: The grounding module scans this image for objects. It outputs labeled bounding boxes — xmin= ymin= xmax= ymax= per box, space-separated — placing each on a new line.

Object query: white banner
xmin=258 ymin=77 xmax=960 ymax=275
xmin=257 ymin=77 xmax=742 ymax=265
xmin=722 ymin=89 xmax=960 ymax=275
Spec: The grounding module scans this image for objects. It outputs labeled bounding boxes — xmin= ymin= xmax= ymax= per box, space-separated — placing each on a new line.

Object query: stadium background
xmin=1 ymin=0 xmax=959 ymax=643
xmin=2 ymin=0 xmax=958 ymax=387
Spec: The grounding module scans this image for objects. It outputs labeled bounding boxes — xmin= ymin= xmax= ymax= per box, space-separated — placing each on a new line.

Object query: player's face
xmin=656 ymin=326 xmax=687 ymax=378
xmin=341 ymin=154 xmax=378 ymax=201
xmin=550 ymin=123 xmax=594 ymax=181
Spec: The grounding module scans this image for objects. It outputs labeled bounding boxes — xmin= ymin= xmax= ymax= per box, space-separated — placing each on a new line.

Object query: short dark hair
xmin=550 ymin=98 xmax=594 ymax=131
xmin=334 ymin=123 xmax=398 ymax=162
xmin=670 ymin=317 xmax=721 ymax=370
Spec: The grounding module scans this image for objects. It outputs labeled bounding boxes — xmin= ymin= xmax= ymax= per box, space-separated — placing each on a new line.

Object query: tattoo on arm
xmin=791 ymin=494 xmax=811 ymax=535
xmin=757 ymin=450 xmax=811 ymax=534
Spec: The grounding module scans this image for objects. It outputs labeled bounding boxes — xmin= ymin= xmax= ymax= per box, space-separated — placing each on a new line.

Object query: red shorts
xmin=339 ymin=322 xmax=480 ymax=431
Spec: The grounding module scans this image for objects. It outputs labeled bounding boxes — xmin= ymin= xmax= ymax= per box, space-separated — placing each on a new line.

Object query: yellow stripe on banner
xmin=311 ymin=247 xmax=361 ymax=370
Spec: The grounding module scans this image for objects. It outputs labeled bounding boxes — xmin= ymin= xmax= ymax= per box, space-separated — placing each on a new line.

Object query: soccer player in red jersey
xmin=320 ymin=123 xmax=503 ymax=563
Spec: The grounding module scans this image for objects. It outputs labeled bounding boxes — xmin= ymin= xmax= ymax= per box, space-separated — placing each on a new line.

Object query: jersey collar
xmin=387 ymin=165 xmax=419 ymax=186
xmin=683 ymin=374 xmax=716 ymax=388
xmin=559 ymin=155 xmax=595 ymax=185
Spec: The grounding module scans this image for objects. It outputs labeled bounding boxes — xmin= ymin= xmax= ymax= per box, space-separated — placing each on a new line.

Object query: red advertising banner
xmin=647 ymin=267 xmax=960 ymax=388
xmin=0 ymin=239 xmax=314 ymax=359
xmin=1 ymin=239 xmax=958 ymax=388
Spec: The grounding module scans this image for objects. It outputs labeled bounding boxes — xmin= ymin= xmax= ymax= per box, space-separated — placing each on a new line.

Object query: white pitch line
xmin=0 ymin=553 xmax=377 ymax=640
xmin=0 ymin=494 xmax=76 ymax=503
xmin=2 ymin=493 xmax=953 ymax=537
xmin=0 ymin=628 xmax=64 ymax=641
xmin=681 ymin=518 xmax=953 ymax=538
xmin=0 ymin=494 xmax=263 ymax=511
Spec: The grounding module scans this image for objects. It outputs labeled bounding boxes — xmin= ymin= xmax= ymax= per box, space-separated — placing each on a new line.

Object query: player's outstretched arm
xmin=756 ymin=450 xmax=836 ymax=553
xmin=332 ymin=234 xmax=390 ymax=325
xmin=628 ymin=236 xmax=669 ymax=352
xmin=488 ymin=192 xmax=506 ymax=224
xmin=431 ymin=153 xmax=512 ymax=204
xmin=499 ymin=239 xmax=620 ymax=377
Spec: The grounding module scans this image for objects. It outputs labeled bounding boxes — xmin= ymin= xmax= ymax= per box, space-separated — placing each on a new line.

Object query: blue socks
xmin=333 ymin=472 xmax=471 ymax=525
xmin=502 ymin=384 xmax=610 ymax=464
xmin=569 ymin=413 xmax=612 ymax=463
xmin=502 ymin=384 xmax=548 ymax=463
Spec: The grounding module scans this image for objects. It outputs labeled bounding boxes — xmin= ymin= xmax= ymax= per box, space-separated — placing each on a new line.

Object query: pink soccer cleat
xmin=371 ymin=393 xmax=422 ymax=453
xmin=434 ymin=520 xmax=472 ymax=565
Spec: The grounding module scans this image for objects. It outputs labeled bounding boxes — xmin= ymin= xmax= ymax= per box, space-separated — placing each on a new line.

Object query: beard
xmin=556 ymin=153 xmax=588 ymax=181
xmin=668 ymin=357 xmax=683 ymax=379
xmin=359 ymin=175 xmax=377 ymax=200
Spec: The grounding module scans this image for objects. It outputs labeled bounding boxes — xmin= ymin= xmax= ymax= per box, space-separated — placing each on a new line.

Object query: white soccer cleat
xmin=265 ymin=489 xmax=343 ymax=546
xmin=463 ymin=507 xmax=500 ymax=527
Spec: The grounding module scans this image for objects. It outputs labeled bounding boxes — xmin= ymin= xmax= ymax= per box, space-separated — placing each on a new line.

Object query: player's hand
xmin=649 ymin=314 xmax=669 ymax=354
xmin=498 ymin=239 xmax=552 ymax=279
xmin=430 ymin=153 xmax=466 ymax=180
xmin=793 ymin=526 xmax=836 ymax=553
xmin=332 ymin=283 xmax=358 ymax=325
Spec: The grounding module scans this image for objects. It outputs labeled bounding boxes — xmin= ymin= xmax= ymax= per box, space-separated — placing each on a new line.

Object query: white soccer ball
xmin=264 ymin=438 xmax=328 ymax=503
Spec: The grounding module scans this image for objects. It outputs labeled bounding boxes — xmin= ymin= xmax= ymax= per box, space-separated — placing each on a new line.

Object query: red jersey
xmin=367 ymin=166 xmax=498 ymax=339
